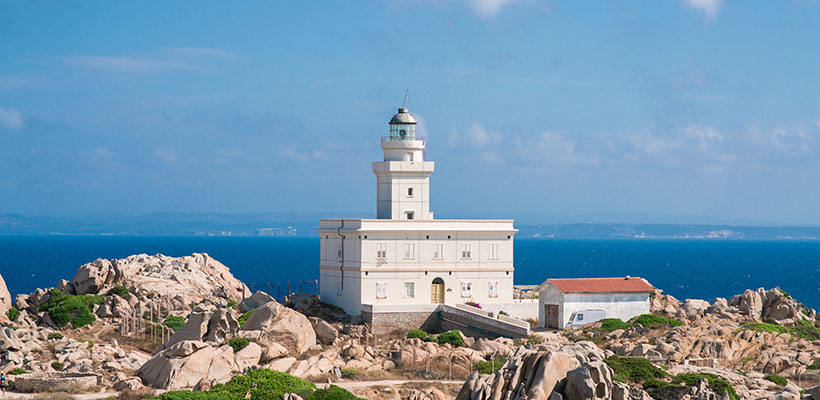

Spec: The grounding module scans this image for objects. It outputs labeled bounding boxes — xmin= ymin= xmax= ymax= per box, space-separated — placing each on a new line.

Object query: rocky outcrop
xmin=137 ymin=340 xmax=240 ymax=390
xmin=238 ymin=290 xmax=274 ymax=313
xmin=239 ymin=301 xmax=316 ymax=359
xmin=72 ymin=253 xmax=249 ymax=307
xmin=310 ymin=316 xmax=339 ymax=345
xmin=729 ymin=287 xmax=811 ymax=324
xmin=0 ymin=273 xmax=12 ymax=316
xmin=564 ymin=361 xmax=614 ymax=400
xmin=166 ymin=309 xmax=239 ymax=347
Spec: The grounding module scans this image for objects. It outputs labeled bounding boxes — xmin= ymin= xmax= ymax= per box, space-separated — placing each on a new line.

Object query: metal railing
xmin=244 ymin=279 xmax=319 ymax=301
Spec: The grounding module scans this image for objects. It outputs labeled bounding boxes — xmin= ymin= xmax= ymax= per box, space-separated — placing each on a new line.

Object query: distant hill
xmin=0 ymin=212 xmax=817 ymax=239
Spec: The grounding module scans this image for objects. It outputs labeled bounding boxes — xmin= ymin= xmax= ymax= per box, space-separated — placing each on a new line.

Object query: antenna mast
xmin=402 ymin=89 xmax=409 ymax=108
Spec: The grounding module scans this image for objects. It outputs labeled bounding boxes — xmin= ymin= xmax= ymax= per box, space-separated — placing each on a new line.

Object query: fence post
xmin=315 ymin=280 xmax=319 ymax=296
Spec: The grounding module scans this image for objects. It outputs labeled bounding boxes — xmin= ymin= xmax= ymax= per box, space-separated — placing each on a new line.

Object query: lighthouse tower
xmin=372 ymin=107 xmax=435 ymax=220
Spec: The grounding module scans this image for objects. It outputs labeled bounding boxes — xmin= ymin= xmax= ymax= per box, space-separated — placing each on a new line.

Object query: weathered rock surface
xmin=238 ymin=290 xmax=275 ymax=313
xmin=564 ymin=361 xmax=614 ymax=400
xmin=310 ymin=316 xmax=339 ymax=345
xmin=0 ymin=273 xmax=12 ymax=315
xmin=137 ymin=340 xmax=238 ymax=389
xmin=239 ymin=301 xmax=316 ymax=359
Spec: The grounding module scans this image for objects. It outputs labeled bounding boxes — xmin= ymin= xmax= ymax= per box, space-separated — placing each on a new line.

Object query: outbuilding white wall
xmin=539 ymin=283 xmax=650 ymax=329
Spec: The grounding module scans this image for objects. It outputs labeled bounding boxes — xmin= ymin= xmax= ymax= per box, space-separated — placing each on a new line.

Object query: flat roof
xmin=546 ymin=277 xmax=654 ymax=293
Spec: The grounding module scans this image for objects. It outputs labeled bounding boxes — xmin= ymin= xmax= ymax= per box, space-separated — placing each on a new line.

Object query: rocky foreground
xmin=0 ymin=253 xmax=817 ymax=400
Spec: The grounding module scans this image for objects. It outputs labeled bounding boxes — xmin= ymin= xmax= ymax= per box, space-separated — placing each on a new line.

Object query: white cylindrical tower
xmin=372 ymin=107 xmax=435 ymax=220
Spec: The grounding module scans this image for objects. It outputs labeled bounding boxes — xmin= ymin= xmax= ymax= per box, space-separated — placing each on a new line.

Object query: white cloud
xmin=682 ymin=0 xmax=724 ymax=20
xmin=278 ymin=145 xmax=327 ymax=163
xmin=469 ymin=123 xmax=492 ymax=146
xmin=467 ymin=0 xmax=521 ymax=18
xmin=58 ymin=47 xmax=232 ymax=74
xmin=153 ymin=146 xmax=184 ymax=167
xmin=90 ymin=147 xmax=120 ymax=168
xmin=0 ymin=106 xmax=24 ymax=130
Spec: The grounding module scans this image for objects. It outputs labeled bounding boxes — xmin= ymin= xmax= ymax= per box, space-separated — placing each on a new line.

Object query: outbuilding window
xmin=376 ymin=282 xmax=387 ymax=299
xmin=404 ymin=282 xmax=415 ymax=298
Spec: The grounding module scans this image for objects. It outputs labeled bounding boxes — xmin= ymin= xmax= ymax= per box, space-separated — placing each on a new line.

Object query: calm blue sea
xmin=1 ymin=236 xmax=818 ymax=310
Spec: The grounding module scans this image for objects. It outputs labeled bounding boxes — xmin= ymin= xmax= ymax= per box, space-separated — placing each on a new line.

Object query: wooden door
xmin=544 ymin=304 xmax=559 ymax=329
xmin=431 ymin=283 xmax=444 ymax=304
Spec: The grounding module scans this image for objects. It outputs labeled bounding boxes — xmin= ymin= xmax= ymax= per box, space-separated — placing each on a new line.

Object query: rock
xmin=239 ymin=301 xmax=316 ymax=359
xmin=0 ymin=273 xmax=12 ymax=316
xmin=166 ymin=312 xmax=211 ymax=347
xmin=205 ymin=309 xmax=239 ymax=343
xmin=680 ymin=299 xmax=710 ymax=319
xmin=113 ymin=378 xmax=144 ymax=391
xmin=730 ymin=288 xmax=765 ymax=320
xmin=95 ymin=294 xmax=133 ymax=319
xmin=234 ymin=342 xmax=262 ymax=371
xmin=73 ymin=258 xmax=116 ymax=295
xmin=14 ymin=294 xmax=29 ymax=311
xmin=807 ymin=385 xmax=820 ymax=400
xmin=0 ymin=327 xmax=23 ymax=352
xmin=283 ymin=394 xmax=304 ymax=400
xmin=527 ymin=351 xmax=580 ymax=399
xmin=310 ymin=317 xmax=338 ymax=345
xmin=57 ymin=279 xmax=76 ymax=295
xmin=193 ymin=378 xmax=212 ymax=392
xmin=137 ymin=344 xmax=238 ymax=389
xmin=239 ymin=291 xmax=275 ymax=313
xmin=564 ymin=361 xmax=614 ymax=400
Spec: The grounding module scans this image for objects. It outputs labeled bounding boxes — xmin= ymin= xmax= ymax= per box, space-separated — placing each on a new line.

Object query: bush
xmin=340 ymin=368 xmax=359 ymax=378
xmin=436 ymin=330 xmax=464 ymax=346
xmin=304 ymin=385 xmax=363 ymax=400
xmin=807 ymin=358 xmax=820 ymax=370
xmin=630 ymin=314 xmax=683 ymax=329
xmin=789 ymin=318 xmax=820 ymax=340
xmin=238 ymin=310 xmax=256 ymax=328
xmin=9 ymin=367 xmax=29 ymax=375
xmin=764 ymin=374 xmax=787 ymax=386
xmin=598 ymin=318 xmax=631 ymax=333
xmin=740 ymin=356 xmax=755 ymax=362
xmin=228 ymin=337 xmax=249 ymax=352
xmin=39 ymin=289 xmax=104 ymax=329
xmin=226 ymin=300 xmax=238 ymax=308
xmin=6 ymin=306 xmax=20 ymax=321
xmin=49 ymin=332 xmax=64 ymax=340
xmin=105 ymin=285 xmax=130 ymax=299
xmin=672 ymin=373 xmax=738 ymax=400
xmin=407 ymin=329 xmax=428 ymax=339
xmin=642 ymin=377 xmax=672 ymax=396
xmin=162 ymin=315 xmax=185 ymax=332
xmin=604 ymin=356 xmax=667 ymax=383
xmin=147 ymin=392 xmax=232 ymax=400
xmin=473 ymin=356 xmax=508 ymax=374
xmin=210 ymin=368 xmax=315 ymax=400
xmin=740 ymin=322 xmax=788 ymax=335
xmin=51 ymin=361 xmax=65 ymax=371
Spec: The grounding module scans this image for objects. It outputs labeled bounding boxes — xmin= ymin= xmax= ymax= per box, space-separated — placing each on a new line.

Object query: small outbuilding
xmin=538 ymin=277 xmax=654 ymax=329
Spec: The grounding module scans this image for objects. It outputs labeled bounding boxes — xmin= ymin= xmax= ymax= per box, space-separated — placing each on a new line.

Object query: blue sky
xmin=0 ymin=0 xmax=818 ymax=225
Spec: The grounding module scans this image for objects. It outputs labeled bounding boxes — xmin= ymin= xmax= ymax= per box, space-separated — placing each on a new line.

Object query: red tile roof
xmin=548 ymin=277 xmax=654 ymax=293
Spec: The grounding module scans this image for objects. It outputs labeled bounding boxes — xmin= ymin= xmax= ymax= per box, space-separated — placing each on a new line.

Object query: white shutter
xmin=461 ymin=281 xmax=471 ymax=297
xmin=377 ymin=282 xmax=387 ymax=299
xmin=489 ymin=281 xmax=498 ymax=298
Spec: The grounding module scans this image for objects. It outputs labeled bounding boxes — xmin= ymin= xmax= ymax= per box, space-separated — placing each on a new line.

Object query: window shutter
xmin=489 ymin=281 xmax=498 ymax=297
xmin=377 ymin=282 xmax=387 ymax=299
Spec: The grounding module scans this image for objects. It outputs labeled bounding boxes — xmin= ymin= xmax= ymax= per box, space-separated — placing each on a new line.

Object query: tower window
xmin=461 ymin=244 xmax=472 ymax=259
xmin=489 ymin=244 xmax=499 ymax=260
xmin=408 ymin=187 xmax=414 ymax=197
xmin=404 ymin=282 xmax=415 ymax=298
xmin=407 ymin=211 xmax=414 ymax=220
xmin=404 ymin=243 xmax=415 ymax=259
xmin=460 ymin=281 xmax=472 ymax=298
xmin=433 ymin=244 xmax=444 ymax=260
xmin=376 ymin=243 xmax=387 ymax=259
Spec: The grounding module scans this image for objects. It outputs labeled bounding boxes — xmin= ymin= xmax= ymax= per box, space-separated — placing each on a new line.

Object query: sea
xmin=0 ymin=236 xmax=818 ymax=310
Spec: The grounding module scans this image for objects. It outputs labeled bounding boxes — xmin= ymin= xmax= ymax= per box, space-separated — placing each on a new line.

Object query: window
xmin=404 ymin=243 xmax=415 ymax=259
xmin=461 ymin=244 xmax=472 ymax=259
xmin=406 ymin=152 xmax=414 ymax=161
xmin=407 ymin=211 xmax=415 ymax=220
xmin=376 ymin=282 xmax=387 ymax=299
xmin=433 ymin=244 xmax=444 ymax=260
xmin=489 ymin=244 xmax=499 ymax=260
xmin=460 ymin=281 xmax=472 ymax=297
xmin=577 ymin=313 xmax=584 ymax=321
xmin=376 ymin=243 xmax=387 ymax=259
xmin=408 ymin=187 xmax=414 ymax=197
xmin=336 ymin=281 xmax=342 ymax=296
xmin=489 ymin=281 xmax=498 ymax=298
xmin=404 ymin=282 xmax=415 ymax=298
xmin=337 ymin=249 xmax=342 ymax=259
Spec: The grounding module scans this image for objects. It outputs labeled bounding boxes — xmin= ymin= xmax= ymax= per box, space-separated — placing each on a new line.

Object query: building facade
xmin=318 ymin=107 xmax=519 ymax=320
xmin=538 ymin=277 xmax=654 ymax=329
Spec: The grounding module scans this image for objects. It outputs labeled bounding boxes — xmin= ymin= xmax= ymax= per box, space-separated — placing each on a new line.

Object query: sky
xmin=0 ymin=0 xmax=818 ymax=225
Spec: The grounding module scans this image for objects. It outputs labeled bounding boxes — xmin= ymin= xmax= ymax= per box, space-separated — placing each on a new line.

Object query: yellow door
xmin=431 ymin=280 xmax=445 ymax=304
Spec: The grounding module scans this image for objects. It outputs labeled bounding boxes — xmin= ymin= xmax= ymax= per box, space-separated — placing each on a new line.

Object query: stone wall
xmin=362 ymin=310 xmax=440 ymax=336
xmin=12 ymin=372 xmax=102 ymax=393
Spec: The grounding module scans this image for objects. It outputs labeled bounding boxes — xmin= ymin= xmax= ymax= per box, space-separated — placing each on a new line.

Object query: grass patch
xmin=228 ymin=337 xmax=249 ymax=352
xmin=672 ymin=373 xmax=738 ymax=400
xmin=226 ymin=300 xmax=237 ymax=308
xmin=807 ymin=358 xmax=820 ymax=370
xmin=51 ymin=361 xmax=65 ymax=371
xmin=305 ymin=385 xmax=363 ymax=400
xmin=238 ymin=309 xmax=256 ymax=328
xmin=9 ymin=367 xmax=29 ymax=375
xmin=473 ymin=356 xmax=508 ymax=374
xmin=39 ymin=289 xmax=104 ymax=329
xmin=764 ymin=374 xmax=787 ymax=386
xmin=741 ymin=319 xmax=820 ymax=340
xmin=604 ymin=356 xmax=667 ymax=383
xmin=740 ymin=356 xmax=755 ymax=362
xmin=599 ymin=318 xmax=631 ymax=333
xmin=148 ymin=392 xmax=232 ymax=400
xmin=340 ymin=368 xmax=359 ymax=378
xmin=6 ymin=306 xmax=20 ymax=321
xmin=630 ymin=314 xmax=683 ymax=329
xmin=162 ymin=315 xmax=185 ymax=332
xmin=436 ymin=330 xmax=464 ymax=346
xmin=105 ymin=285 xmax=130 ymax=299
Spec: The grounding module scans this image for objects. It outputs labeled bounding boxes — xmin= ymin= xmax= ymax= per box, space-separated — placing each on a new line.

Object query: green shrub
xmin=210 ymin=368 xmax=315 ymax=400
xmin=39 ymin=289 xmax=104 ymax=328
xmin=6 ymin=306 xmax=20 ymax=321
xmin=238 ymin=310 xmax=256 ymax=328
xmin=49 ymin=332 xmax=64 ymax=340
xmin=630 ymin=314 xmax=683 ymax=329
xmin=807 ymin=358 xmax=820 ymax=370
xmin=740 ymin=322 xmax=788 ymax=335
xmin=642 ymin=377 xmax=672 ymax=397
xmin=789 ymin=319 xmax=820 ymax=340
xmin=228 ymin=337 xmax=249 ymax=352
xmin=9 ymin=367 xmax=29 ymax=375
xmin=407 ymin=329 xmax=428 ymax=339
xmin=146 ymin=392 xmax=232 ymax=400
xmin=106 ymin=285 xmax=130 ymax=299
xmin=226 ymin=300 xmax=238 ymax=308
xmin=740 ymin=356 xmax=755 ymax=362
xmin=162 ymin=315 xmax=185 ymax=332
xmin=599 ymin=318 xmax=631 ymax=333
xmin=473 ymin=356 xmax=508 ymax=374
xmin=436 ymin=330 xmax=464 ymax=347
xmin=672 ymin=373 xmax=738 ymax=400
xmin=51 ymin=361 xmax=64 ymax=371
xmin=340 ymin=368 xmax=359 ymax=378
xmin=305 ymin=385 xmax=363 ymax=400
xmin=604 ymin=356 xmax=667 ymax=383
xmin=764 ymin=374 xmax=787 ymax=386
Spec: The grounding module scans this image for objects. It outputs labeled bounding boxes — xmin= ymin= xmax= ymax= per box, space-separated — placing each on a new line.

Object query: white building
xmin=538 ymin=277 xmax=654 ymax=329
xmin=319 ymin=107 xmax=530 ymax=330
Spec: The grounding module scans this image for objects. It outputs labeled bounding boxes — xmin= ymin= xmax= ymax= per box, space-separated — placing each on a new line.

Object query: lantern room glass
xmin=389 ymin=123 xmax=416 ymax=140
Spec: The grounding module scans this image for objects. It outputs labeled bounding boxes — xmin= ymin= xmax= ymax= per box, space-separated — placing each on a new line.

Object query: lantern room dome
xmin=389 ymin=107 xmax=417 ymax=125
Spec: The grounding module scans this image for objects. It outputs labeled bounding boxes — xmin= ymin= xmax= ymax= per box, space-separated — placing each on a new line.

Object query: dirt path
xmin=0 ymin=391 xmax=118 ymax=399
xmin=333 ymin=379 xmax=463 ymax=389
